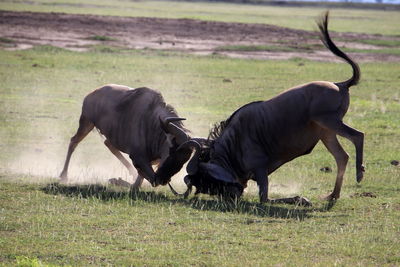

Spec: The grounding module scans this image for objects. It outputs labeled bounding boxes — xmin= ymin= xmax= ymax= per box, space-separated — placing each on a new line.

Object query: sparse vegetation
xmin=0 ymin=37 xmax=14 ymax=43
xmin=215 ymin=44 xmax=297 ymax=52
xmin=343 ymin=47 xmax=400 ymax=55
xmin=89 ymin=45 xmax=123 ymax=53
xmin=358 ymin=39 xmax=400 ymax=47
xmin=0 ymin=37 xmax=15 ymax=48
xmin=86 ymin=35 xmax=116 ymax=42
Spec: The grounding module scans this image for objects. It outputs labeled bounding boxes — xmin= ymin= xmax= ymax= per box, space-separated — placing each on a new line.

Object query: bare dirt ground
xmin=1 ymin=10 xmax=399 ymax=62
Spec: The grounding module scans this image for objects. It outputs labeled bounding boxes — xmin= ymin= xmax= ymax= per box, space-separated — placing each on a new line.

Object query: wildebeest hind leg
xmin=130 ymin=175 xmax=144 ymax=189
xmin=60 ymin=115 xmax=94 ymax=182
xmin=314 ymin=116 xmax=364 ymax=183
xmin=321 ymin=132 xmax=349 ymax=200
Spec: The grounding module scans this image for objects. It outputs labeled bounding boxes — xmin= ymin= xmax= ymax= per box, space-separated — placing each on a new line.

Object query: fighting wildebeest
xmin=178 ymin=12 xmax=364 ymax=205
xmin=60 ymin=85 xmax=193 ymax=189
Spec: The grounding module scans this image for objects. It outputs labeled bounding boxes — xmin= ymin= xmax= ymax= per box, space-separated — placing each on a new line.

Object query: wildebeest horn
xmin=161 ymin=139 xmax=200 ymax=198
xmin=177 ymin=140 xmax=201 ymax=175
xmin=160 ymin=117 xmax=189 ymax=144
xmin=165 ymin=140 xmax=200 ymax=199
xmin=190 ymin=137 xmax=208 ymax=146
xmin=168 ymin=182 xmax=192 ymax=198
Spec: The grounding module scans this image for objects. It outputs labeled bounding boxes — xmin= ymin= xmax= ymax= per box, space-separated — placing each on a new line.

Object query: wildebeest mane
xmin=207 ymin=100 xmax=263 ymax=141
xmin=208 ymin=120 xmax=229 ymax=141
xmin=202 ymin=101 xmax=263 ymax=162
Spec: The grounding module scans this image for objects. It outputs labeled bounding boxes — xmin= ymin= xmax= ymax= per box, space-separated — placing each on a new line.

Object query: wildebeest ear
xmin=201 ymin=163 xmax=236 ymax=183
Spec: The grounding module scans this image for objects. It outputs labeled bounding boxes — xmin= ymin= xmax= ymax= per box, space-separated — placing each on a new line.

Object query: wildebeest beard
xmin=188 ymin=171 xmax=244 ymax=200
xmin=184 ymin=134 xmax=244 ymax=200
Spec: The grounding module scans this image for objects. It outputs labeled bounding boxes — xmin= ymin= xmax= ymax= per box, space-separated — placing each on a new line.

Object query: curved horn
xmin=165 ymin=139 xmax=201 ymax=198
xmin=177 ymin=140 xmax=201 ymax=175
xmin=160 ymin=116 xmax=189 ymax=144
xmin=168 ymin=182 xmax=192 ymax=198
xmin=190 ymin=137 xmax=208 ymax=146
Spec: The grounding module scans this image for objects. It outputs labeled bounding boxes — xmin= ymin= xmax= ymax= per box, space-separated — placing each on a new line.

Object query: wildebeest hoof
xmin=356 ymin=165 xmax=365 ymax=183
xmin=59 ymin=177 xmax=68 ymax=184
xmin=321 ymin=193 xmax=339 ymax=202
xmin=294 ymin=196 xmax=312 ymax=207
xmin=129 ymin=185 xmax=141 ymax=193
xmin=59 ymin=172 xmax=68 ymax=183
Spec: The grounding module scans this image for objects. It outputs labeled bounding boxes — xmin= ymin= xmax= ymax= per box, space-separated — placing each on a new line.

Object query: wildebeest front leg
xmin=129 ymin=155 xmax=156 ymax=186
xmin=254 ymin=168 xmax=312 ymax=206
xmin=104 ymin=139 xmax=144 ymax=189
xmin=104 ymin=140 xmax=136 ymax=176
xmin=254 ymin=168 xmax=269 ymax=203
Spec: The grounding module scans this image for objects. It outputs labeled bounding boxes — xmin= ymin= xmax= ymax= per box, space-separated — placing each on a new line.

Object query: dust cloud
xmin=244 ymin=180 xmax=302 ymax=198
xmin=5 ymin=127 xmax=137 ymax=185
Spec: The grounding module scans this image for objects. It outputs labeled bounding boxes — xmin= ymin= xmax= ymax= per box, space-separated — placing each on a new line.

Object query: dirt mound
xmin=1 ymin=10 xmax=399 ymax=62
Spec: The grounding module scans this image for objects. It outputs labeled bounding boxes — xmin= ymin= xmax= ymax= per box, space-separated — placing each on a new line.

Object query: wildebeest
xmin=178 ymin=12 xmax=364 ymax=205
xmin=60 ymin=85 xmax=193 ymax=189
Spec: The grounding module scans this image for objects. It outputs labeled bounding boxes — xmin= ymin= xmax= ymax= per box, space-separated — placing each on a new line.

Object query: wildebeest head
xmin=179 ymin=140 xmax=244 ymax=200
xmin=153 ymin=117 xmax=193 ymax=186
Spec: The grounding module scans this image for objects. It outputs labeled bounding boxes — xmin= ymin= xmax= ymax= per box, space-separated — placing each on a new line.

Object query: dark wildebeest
xmin=178 ymin=12 xmax=365 ymax=205
xmin=60 ymin=85 xmax=193 ymax=189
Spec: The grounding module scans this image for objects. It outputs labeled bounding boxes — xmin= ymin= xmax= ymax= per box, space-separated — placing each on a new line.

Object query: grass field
xmin=1 ymin=45 xmax=399 ymax=266
xmin=1 ymin=1 xmax=400 ymax=266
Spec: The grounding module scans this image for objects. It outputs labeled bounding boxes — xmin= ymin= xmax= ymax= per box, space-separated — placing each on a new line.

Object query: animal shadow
xmin=42 ymin=183 xmax=332 ymax=219
xmin=183 ymin=197 xmax=319 ymax=220
xmin=42 ymin=183 xmax=170 ymax=203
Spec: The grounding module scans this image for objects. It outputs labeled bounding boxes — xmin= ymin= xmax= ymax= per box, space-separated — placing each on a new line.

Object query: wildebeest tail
xmin=317 ymin=11 xmax=360 ymax=88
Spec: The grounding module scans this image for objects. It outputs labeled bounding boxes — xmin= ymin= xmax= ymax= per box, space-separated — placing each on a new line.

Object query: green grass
xmin=343 ymin=47 xmax=400 ymax=55
xmin=1 ymin=0 xmax=400 ymax=35
xmin=0 ymin=177 xmax=399 ymax=266
xmin=357 ymin=39 xmax=400 ymax=47
xmin=0 ymin=37 xmax=16 ymax=48
xmin=0 ymin=37 xmax=15 ymax=43
xmin=0 ymin=45 xmax=399 ymax=266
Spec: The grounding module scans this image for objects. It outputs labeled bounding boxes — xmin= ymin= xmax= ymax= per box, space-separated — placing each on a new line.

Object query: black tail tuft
xmin=317 ymin=11 xmax=360 ymax=88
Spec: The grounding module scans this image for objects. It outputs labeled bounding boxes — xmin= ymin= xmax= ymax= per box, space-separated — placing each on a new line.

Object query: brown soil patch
xmin=1 ymin=10 xmax=399 ymax=62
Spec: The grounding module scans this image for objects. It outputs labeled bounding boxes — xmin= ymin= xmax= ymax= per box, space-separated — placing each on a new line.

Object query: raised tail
xmin=317 ymin=11 xmax=360 ymax=88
